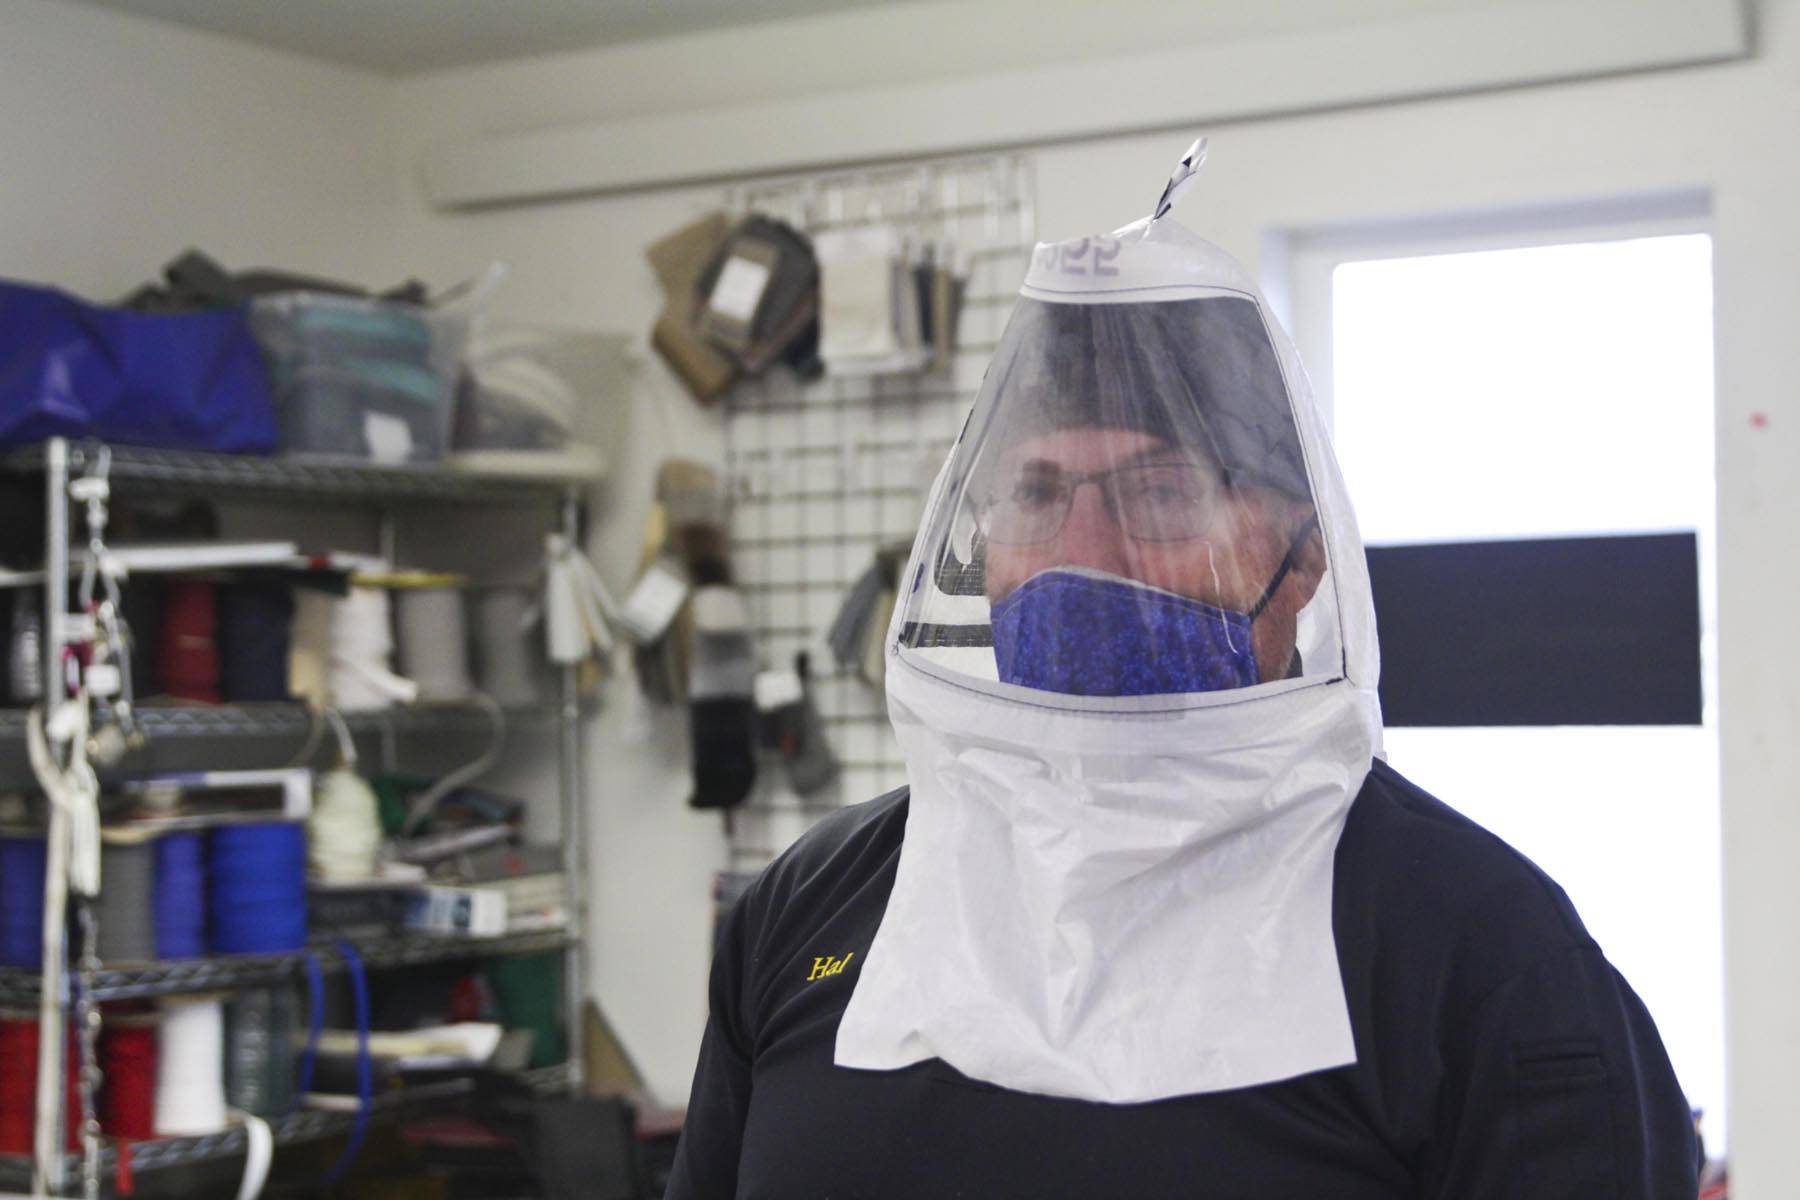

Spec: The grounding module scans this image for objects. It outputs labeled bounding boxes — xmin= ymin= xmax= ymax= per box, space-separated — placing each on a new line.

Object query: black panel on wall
xmin=1364 ymin=532 xmax=1702 ymax=727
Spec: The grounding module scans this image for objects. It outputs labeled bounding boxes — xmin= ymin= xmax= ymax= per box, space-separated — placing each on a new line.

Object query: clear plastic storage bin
xmin=450 ymin=326 xmax=628 ymax=479
xmin=251 ymin=293 xmax=467 ymax=464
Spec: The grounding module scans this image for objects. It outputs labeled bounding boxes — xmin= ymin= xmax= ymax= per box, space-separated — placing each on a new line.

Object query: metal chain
xmin=74 ymin=896 xmax=103 ymax=1200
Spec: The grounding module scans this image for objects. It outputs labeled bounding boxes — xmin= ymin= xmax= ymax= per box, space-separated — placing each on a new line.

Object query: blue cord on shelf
xmin=317 ymin=938 xmax=372 ymax=1188
xmin=295 ymin=952 xmax=326 ymax=1110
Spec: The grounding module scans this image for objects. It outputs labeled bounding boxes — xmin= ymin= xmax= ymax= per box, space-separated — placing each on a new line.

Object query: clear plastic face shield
xmin=895 ymin=292 xmax=1343 ymax=704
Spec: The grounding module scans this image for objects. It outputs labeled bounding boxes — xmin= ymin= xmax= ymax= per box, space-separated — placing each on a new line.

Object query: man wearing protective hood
xmin=666 ymin=141 xmax=1698 ymax=1198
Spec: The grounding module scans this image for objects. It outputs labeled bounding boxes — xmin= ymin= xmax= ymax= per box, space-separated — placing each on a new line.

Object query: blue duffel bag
xmin=0 ymin=279 xmax=277 ymax=453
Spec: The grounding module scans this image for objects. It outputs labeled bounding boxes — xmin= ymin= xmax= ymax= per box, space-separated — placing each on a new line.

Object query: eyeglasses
xmin=977 ymin=461 xmax=1222 ymax=545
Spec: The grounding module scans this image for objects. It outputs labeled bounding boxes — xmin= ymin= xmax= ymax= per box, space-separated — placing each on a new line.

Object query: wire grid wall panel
xmin=722 ymin=154 xmax=1036 ymax=865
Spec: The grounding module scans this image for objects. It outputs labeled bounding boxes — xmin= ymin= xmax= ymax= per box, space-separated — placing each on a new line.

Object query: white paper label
xmin=364 ymin=410 xmax=414 ymax=463
xmin=708 ymin=255 xmax=772 ymax=322
xmin=619 ymin=561 xmax=691 ymax=644
xmin=754 ymin=668 xmax=804 ymax=712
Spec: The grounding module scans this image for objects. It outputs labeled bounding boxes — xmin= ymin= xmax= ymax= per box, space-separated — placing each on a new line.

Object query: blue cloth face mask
xmin=990 ymin=569 xmax=1260 ymax=696
xmin=988 ymin=517 xmax=1319 ymax=697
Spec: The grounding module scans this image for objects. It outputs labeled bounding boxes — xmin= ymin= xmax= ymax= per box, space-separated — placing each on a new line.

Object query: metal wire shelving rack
xmin=0 ymin=928 xmax=572 ymax=1004
xmin=0 ymin=442 xmax=595 ymax=506
xmin=0 ymin=1063 xmax=570 ymax=1186
xmin=0 ymin=700 xmax=556 ymax=743
xmin=0 ymin=437 xmax=594 ymax=1196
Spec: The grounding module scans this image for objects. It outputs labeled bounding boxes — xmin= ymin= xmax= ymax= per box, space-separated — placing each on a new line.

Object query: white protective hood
xmin=834 ymin=140 xmax=1385 ymax=1103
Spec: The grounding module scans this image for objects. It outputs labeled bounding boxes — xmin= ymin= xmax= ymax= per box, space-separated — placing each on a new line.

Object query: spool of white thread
xmin=288 ymin=589 xmax=335 ymax=709
xmin=290 ymin=586 xmax=415 ymax=711
xmin=396 ymin=587 xmax=472 ymax=702
xmin=155 ymin=993 xmax=229 ymax=1136
xmin=331 ymin=586 xmax=406 ymax=710
xmin=473 ymin=588 xmax=538 ymax=707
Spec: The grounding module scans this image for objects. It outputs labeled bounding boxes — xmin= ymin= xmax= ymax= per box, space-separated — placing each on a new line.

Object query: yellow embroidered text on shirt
xmin=806 ymin=952 xmax=856 ymax=982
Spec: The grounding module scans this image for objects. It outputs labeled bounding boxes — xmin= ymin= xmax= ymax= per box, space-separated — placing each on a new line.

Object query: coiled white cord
xmin=231 ymin=1110 xmax=273 ymax=1200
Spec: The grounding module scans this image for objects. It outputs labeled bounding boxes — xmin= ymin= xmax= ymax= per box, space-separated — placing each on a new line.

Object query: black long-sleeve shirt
xmin=667 ymin=759 xmax=1698 ymax=1198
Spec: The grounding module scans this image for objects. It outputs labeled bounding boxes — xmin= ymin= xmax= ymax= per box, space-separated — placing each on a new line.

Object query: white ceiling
xmin=61 ymin=0 xmax=918 ymax=75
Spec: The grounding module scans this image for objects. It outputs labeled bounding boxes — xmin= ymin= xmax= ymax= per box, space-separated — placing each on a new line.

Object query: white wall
xmin=390 ymin=5 xmax=1800 ymax=1192
xmin=0 ymin=0 xmax=401 ymax=297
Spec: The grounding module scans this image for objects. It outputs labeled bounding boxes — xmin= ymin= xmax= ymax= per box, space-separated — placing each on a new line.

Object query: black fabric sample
xmin=688 ymin=697 xmax=757 ymax=811
xmin=119 ymin=248 xmax=427 ymax=313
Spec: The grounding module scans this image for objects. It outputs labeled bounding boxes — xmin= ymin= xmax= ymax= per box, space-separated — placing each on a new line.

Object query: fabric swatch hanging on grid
xmin=648 ymin=213 xmax=740 ymax=405
xmin=828 ymin=541 xmax=915 ymax=686
xmin=693 ymin=215 xmax=821 ymax=378
xmin=923 ymin=241 xmax=968 ymax=370
xmin=754 ymin=652 xmax=840 ymax=797
xmin=815 ymin=227 xmax=932 ymax=377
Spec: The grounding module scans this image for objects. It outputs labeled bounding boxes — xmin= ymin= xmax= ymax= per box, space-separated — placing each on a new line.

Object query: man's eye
xmin=1010 ymin=479 xmax=1064 ymax=508
xmin=1124 ymin=481 xmax=1182 ymax=503
xmin=1122 ymin=468 xmax=1206 ymax=505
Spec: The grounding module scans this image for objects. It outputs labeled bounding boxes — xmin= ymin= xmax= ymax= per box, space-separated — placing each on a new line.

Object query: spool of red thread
xmin=0 ymin=1013 xmax=82 ymax=1153
xmin=0 ymin=1013 xmax=33 ymax=1154
xmin=98 ymin=1013 xmax=159 ymax=1142
xmin=157 ymin=581 xmax=221 ymax=704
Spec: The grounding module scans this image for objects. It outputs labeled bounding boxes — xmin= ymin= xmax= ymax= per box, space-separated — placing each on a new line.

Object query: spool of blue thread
xmin=153 ymin=833 xmax=207 ymax=960
xmin=0 ymin=837 xmax=47 ymax=968
xmin=207 ymin=824 xmax=308 ymax=955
